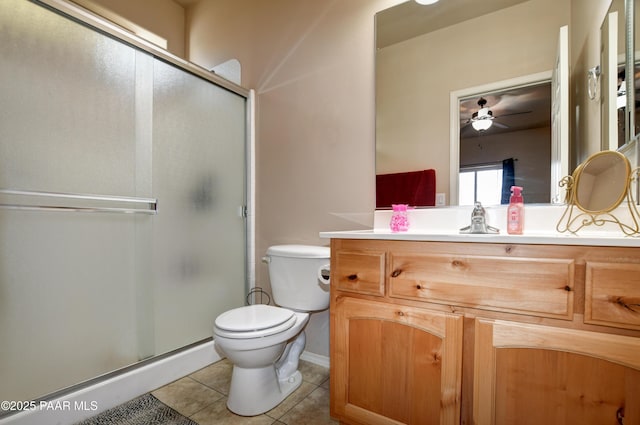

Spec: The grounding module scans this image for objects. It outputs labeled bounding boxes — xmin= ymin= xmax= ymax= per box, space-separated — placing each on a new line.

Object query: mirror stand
xmin=556 ymin=168 xmax=640 ymax=236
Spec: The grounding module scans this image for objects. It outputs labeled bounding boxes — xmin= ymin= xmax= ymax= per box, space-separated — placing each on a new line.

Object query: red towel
xmin=376 ymin=169 xmax=436 ymax=208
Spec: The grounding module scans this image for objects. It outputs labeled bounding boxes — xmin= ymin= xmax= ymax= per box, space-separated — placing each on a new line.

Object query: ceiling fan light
xmin=415 ymin=0 xmax=439 ymax=5
xmin=477 ymin=107 xmax=490 ymax=118
xmin=472 ymin=119 xmax=493 ymax=131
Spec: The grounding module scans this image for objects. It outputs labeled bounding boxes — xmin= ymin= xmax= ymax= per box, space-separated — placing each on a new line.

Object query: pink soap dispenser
xmin=390 ymin=204 xmax=410 ymax=232
xmin=507 ymin=186 xmax=524 ymax=235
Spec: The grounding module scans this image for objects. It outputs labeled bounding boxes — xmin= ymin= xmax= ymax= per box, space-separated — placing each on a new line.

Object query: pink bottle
xmin=507 ymin=186 xmax=524 ymax=235
xmin=390 ymin=204 xmax=410 ymax=232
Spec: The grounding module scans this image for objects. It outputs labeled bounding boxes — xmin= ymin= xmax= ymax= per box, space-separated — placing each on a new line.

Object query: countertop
xmin=319 ymin=229 xmax=640 ymax=247
xmin=320 ymin=205 xmax=640 ymax=247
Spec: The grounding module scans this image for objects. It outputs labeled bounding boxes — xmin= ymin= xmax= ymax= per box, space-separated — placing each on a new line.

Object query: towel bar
xmin=0 ymin=189 xmax=157 ymax=215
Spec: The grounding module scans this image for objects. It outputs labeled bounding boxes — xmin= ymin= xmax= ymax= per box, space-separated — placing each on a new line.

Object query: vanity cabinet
xmin=329 ymin=238 xmax=640 ymax=425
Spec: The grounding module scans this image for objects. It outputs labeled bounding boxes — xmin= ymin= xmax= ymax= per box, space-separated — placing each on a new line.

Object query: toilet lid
xmin=214 ymin=305 xmax=296 ymax=339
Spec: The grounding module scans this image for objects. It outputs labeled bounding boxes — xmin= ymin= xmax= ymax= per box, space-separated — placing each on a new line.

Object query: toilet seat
xmin=214 ymin=304 xmax=296 ymax=339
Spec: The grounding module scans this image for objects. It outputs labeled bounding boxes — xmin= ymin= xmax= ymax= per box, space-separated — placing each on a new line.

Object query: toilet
xmin=213 ymin=244 xmax=331 ymax=416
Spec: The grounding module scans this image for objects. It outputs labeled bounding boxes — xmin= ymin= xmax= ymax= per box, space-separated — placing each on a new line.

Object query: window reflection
xmin=459 ymin=166 xmax=503 ymax=206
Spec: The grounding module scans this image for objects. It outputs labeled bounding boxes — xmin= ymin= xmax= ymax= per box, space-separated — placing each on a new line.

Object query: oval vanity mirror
xmin=557 ymin=150 xmax=640 ymax=235
xmin=573 ymin=150 xmax=630 ymax=213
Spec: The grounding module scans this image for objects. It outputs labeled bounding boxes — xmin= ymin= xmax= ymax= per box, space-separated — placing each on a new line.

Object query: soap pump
xmin=507 ymin=186 xmax=524 ymax=235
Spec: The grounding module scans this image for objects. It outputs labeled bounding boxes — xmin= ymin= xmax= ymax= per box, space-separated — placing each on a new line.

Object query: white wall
xmin=72 ymin=0 xmax=186 ymax=57
xmin=185 ymin=0 xmax=403 ymax=358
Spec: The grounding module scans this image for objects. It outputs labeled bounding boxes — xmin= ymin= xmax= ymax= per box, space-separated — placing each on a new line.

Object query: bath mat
xmin=76 ymin=393 xmax=197 ymax=425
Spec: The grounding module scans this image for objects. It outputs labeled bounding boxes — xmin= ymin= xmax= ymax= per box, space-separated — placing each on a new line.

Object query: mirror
xmin=600 ymin=0 xmax=624 ymax=151
xmin=574 ymin=150 xmax=629 ymax=212
xmin=631 ymin=0 xmax=640 ymax=146
xmin=375 ymin=0 xmax=571 ymax=208
xmin=600 ymin=0 xmax=640 ymax=164
xmin=557 ymin=150 xmax=640 ymax=234
xmin=456 ymin=79 xmax=553 ymax=206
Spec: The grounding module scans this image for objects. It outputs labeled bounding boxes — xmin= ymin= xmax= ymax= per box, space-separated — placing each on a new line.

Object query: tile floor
xmin=151 ymin=359 xmax=339 ymax=425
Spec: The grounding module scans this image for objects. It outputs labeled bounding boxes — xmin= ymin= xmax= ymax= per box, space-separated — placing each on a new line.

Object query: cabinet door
xmin=474 ymin=319 xmax=640 ymax=425
xmin=331 ymin=297 xmax=463 ymax=425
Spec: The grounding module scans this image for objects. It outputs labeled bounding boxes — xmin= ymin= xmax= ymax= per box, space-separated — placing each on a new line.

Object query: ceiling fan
xmin=462 ymin=97 xmax=532 ymax=132
xmin=469 ymin=97 xmax=499 ymax=131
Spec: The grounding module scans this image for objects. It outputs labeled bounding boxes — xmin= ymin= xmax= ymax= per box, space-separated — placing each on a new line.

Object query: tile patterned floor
xmin=151 ymin=359 xmax=338 ymax=425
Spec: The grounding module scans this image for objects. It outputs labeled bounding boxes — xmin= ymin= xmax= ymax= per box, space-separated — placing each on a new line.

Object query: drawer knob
xmin=347 ymin=274 xmax=358 ymax=281
xmin=391 ymin=269 xmax=402 ymax=277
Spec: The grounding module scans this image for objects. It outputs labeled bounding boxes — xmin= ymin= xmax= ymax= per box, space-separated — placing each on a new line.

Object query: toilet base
xmin=227 ymin=365 xmax=303 ymax=416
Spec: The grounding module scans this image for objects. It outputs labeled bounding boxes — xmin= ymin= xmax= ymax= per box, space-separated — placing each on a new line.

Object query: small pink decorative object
xmin=390 ymin=204 xmax=410 ymax=232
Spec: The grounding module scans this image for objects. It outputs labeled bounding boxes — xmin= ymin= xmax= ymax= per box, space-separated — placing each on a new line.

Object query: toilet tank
xmin=265 ymin=245 xmax=330 ymax=312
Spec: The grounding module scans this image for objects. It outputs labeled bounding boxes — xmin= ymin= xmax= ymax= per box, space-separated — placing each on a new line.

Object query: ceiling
xmin=459 ymin=82 xmax=551 ymax=139
xmin=376 ymin=0 xmax=529 ymax=49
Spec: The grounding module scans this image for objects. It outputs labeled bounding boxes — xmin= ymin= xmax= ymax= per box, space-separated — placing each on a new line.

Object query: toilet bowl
xmin=214 ymin=304 xmax=309 ymax=416
xmin=213 ymin=245 xmax=330 ymax=416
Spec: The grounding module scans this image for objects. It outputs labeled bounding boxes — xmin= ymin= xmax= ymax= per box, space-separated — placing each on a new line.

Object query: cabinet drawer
xmin=388 ymin=253 xmax=575 ymax=319
xmin=334 ymin=250 xmax=385 ymax=296
xmin=585 ymin=262 xmax=640 ymax=330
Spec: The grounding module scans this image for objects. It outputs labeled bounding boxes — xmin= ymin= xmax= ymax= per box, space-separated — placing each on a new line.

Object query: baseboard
xmin=0 ymin=341 xmax=220 ymax=425
xmin=300 ymin=351 xmax=330 ymax=369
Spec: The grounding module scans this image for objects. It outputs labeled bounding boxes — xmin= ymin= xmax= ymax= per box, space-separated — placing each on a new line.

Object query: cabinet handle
xmin=391 ymin=269 xmax=402 ymax=277
xmin=347 ymin=274 xmax=358 ymax=281
xmin=617 ymin=407 xmax=625 ymax=425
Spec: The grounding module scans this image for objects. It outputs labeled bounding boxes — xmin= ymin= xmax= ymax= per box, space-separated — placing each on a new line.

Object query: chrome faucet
xmin=459 ymin=202 xmax=500 ymax=234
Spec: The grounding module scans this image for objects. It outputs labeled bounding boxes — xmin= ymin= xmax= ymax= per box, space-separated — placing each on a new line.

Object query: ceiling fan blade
xmin=494 ymin=110 xmax=532 ymax=118
xmin=493 ymin=121 xmax=509 ymax=129
xmin=460 ymin=122 xmax=475 ymax=137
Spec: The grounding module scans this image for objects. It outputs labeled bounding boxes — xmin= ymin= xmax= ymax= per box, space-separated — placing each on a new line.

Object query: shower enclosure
xmin=0 ymin=0 xmax=249 ymax=407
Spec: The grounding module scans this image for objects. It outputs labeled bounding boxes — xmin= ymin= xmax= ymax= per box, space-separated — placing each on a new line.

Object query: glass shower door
xmin=0 ymin=0 xmax=142 ymax=402
xmin=151 ymin=59 xmax=247 ymax=355
xmin=0 ymin=0 xmax=248 ymax=404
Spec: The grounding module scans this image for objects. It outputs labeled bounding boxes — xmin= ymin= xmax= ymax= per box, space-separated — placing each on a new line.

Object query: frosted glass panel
xmin=0 ymin=0 xmax=137 ymax=196
xmin=152 ymin=61 xmax=247 ymax=353
xmin=0 ymin=212 xmax=139 ymax=401
xmin=0 ymin=0 xmax=142 ymax=401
